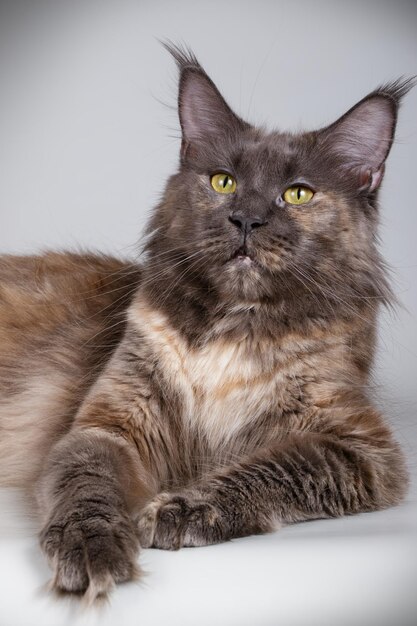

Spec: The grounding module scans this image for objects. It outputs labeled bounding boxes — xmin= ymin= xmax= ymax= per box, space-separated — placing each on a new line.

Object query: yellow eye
xmin=210 ymin=173 xmax=237 ymax=194
xmin=283 ymin=185 xmax=314 ymax=205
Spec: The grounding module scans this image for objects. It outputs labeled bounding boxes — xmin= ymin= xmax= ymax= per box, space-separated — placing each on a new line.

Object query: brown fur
xmin=0 ymin=252 xmax=141 ymax=485
xmin=0 ymin=45 xmax=413 ymax=601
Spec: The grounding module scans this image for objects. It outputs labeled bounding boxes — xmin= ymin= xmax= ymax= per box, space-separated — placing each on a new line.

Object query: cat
xmin=0 ymin=43 xmax=414 ymax=602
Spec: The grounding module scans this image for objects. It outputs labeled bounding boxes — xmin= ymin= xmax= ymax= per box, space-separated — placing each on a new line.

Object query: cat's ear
xmin=163 ymin=42 xmax=249 ymax=159
xmin=319 ymin=78 xmax=415 ymax=192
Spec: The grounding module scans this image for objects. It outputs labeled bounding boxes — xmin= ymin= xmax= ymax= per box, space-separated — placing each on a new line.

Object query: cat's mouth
xmin=229 ymin=245 xmax=256 ymax=266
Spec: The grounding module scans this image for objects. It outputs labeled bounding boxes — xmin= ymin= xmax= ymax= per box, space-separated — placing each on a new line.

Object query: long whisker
xmin=152 ymin=251 xmax=213 ymax=308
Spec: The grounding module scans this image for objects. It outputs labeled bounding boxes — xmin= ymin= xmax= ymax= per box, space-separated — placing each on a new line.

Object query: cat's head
xmin=143 ymin=44 xmax=413 ymax=320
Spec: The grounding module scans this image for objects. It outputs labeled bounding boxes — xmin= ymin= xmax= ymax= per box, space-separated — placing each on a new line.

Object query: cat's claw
xmin=137 ymin=491 xmax=224 ymax=550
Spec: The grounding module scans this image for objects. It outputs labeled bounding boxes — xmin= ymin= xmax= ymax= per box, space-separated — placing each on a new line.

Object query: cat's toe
xmin=137 ymin=492 xmax=225 ymax=550
xmin=137 ymin=492 xmax=174 ymax=548
xmin=181 ymin=500 xmax=223 ymax=547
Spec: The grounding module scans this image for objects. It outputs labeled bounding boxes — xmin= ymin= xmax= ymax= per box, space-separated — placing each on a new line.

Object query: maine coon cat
xmin=0 ymin=44 xmax=414 ymax=601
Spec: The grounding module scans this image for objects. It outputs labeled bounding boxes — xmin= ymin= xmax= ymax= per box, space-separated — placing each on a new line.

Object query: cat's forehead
xmin=229 ymin=129 xmax=316 ymax=183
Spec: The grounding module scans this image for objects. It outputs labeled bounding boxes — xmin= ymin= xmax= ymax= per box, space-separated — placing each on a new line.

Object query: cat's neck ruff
xmin=128 ymin=297 xmax=341 ymax=449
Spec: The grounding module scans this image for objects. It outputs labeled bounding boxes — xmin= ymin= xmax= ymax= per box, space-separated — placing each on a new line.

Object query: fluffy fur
xmin=0 ymin=45 xmax=413 ymax=601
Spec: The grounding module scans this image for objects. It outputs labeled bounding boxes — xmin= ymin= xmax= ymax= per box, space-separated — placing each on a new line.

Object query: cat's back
xmin=0 ymin=251 xmax=141 ymax=348
xmin=0 ymin=251 xmax=141 ymax=486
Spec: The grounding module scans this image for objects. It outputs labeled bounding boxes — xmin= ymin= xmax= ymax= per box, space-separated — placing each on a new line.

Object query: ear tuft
xmin=160 ymin=40 xmax=201 ymax=74
xmin=374 ymin=76 xmax=417 ymax=104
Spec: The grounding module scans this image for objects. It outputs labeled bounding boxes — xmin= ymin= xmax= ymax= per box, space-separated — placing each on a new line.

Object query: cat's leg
xmin=138 ymin=410 xmax=407 ymax=550
xmin=37 ymin=428 xmax=154 ymax=601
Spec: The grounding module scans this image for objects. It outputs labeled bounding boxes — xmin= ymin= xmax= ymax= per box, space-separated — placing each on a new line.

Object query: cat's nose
xmin=228 ymin=213 xmax=267 ymax=235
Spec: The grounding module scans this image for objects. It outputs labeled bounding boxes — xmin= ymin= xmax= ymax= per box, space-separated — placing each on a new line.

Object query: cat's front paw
xmin=40 ymin=506 xmax=140 ymax=601
xmin=137 ymin=491 xmax=226 ymax=550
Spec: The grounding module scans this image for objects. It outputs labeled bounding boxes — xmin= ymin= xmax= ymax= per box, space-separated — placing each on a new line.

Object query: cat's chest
xmin=169 ymin=339 xmax=282 ymax=443
xmin=131 ymin=305 xmax=305 ymax=448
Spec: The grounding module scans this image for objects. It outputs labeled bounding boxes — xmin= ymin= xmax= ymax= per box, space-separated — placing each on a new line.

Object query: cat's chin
xmin=211 ymin=255 xmax=271 ymax=302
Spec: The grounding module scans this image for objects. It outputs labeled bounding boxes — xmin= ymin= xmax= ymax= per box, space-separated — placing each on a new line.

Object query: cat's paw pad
xmin=40 ymin=510 xmax=140 ymax=602
xmin=137 ymin=492 xmax=224 ymax=550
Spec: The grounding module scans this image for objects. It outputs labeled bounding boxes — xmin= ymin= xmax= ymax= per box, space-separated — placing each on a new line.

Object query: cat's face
xmin=144 ymin=46 xmax=411 ymax=312
xmin=159 ymin=127 xmax=371 ymax=303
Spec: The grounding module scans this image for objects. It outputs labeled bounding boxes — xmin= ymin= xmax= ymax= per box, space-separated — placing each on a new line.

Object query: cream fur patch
xmin=129 ymin=304 xmax=305 ymax=450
